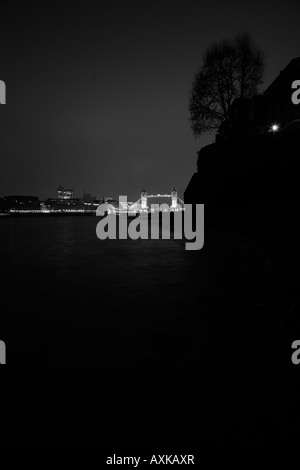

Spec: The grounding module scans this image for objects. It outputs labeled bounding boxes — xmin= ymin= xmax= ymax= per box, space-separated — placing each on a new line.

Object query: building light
xmin=271 ymin=123 xmax=279 ymax=132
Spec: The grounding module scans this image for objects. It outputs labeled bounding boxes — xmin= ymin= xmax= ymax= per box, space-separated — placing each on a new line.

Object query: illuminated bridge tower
xmin=141 ymin=188 xmax=148 ymax=210
xmin=171 ymin=187 xmax=178 ymax=210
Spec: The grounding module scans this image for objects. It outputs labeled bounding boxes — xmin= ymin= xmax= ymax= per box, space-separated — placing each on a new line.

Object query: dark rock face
xmin=185 ymin=128 xmax=300 ymax=205
xmin=184 ymin=127 xmax=300 ymax=232
xmin=184 ymin=129 xmax=300 ymax=237
xmin=185 ymin=57 xmax=300 ymax=213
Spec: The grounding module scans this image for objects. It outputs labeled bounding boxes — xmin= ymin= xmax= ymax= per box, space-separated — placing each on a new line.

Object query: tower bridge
xmin=106 ymin=188 xmax=185 ymax=214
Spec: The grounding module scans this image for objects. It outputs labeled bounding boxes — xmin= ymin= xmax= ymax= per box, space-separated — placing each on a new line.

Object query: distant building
xmin=82 ymin=193 xmax=100 ymax=211
xmin=57 ymin=185 xmax=74 ymax=199
xmin=102 ymin=196 xmax=115 ymax=203
xmin=83 ymin=192 xmax=96 ymax=203
xmin=42 ymin=188 xmax=99 ymax=212
xmin=82 ymin=200 xmax=100 ymax=211
xmin=44 ymin=197 xmax=84 ymax=211
xmin=4 ymin=195 xmax=41 ymax=211
xmin=100 ymin=197 xmax=122 ymax=213
xmin=101 ymin=197 xmax=120 ymax=207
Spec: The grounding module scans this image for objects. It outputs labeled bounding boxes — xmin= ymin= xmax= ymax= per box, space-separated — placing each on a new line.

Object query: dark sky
xmin=1 ymin=0 xmax=300 ymax=201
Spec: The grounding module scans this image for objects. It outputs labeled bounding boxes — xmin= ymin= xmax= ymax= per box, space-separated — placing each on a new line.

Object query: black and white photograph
xmin=1 ymin=0 xmax=300 ymax=454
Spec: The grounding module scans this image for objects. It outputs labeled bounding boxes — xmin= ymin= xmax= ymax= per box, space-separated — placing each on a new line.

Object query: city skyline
xmin=0 ymin=184 xmax=182 ymax=202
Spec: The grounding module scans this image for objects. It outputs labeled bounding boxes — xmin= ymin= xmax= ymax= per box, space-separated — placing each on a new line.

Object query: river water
xmin=2 ymin=215 xmax=294 ymax=448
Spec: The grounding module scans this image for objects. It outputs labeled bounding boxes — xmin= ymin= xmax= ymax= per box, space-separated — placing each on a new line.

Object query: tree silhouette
xmin=189 ymin=32 xmax=265 ymax=137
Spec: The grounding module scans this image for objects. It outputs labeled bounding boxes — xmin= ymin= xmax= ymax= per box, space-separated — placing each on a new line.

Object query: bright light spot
xmin=271 ymin=123 xmax=279 ymax=132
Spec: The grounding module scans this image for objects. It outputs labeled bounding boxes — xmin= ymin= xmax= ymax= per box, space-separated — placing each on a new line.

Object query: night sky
xmin=1 ymin=0 xmax=300 ymax=201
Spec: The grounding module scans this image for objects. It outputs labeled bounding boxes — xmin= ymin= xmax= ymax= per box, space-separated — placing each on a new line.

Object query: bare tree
xmin=189 ymin=32 xmax=265 ymax=137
